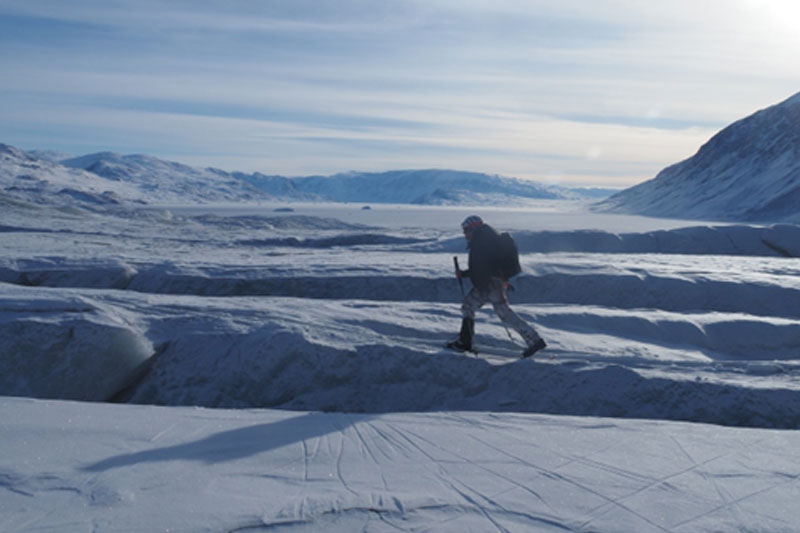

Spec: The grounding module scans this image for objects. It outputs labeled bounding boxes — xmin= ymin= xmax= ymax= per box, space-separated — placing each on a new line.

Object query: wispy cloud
xmin=1 ymin=0 xmax=798 ymax=186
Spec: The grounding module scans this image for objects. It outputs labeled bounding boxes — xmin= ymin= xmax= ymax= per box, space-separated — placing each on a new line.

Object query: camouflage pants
xmin=461 ymin=277 xmax=542 ymax=346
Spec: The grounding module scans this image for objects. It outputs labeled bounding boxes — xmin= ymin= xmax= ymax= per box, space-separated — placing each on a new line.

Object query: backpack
xmin=496 ymin=232 xmax=521 ymax=280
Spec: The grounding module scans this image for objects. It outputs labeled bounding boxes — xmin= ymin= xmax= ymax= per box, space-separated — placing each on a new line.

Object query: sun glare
xmin=742 ymin=0 xmax=800 ymax=35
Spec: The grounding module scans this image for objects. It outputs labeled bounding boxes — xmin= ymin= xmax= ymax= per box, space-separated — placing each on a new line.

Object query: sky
xmin=1 ymin=0 xmax=799 ymax=188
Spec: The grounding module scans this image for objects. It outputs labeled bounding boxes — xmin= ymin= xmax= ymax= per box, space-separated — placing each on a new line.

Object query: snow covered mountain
xmin=0 ymin=143 xmax=145 ymax=208
xmin=241 ymin=168 xmax=582 ymax=205
xmin=1 ymin=142 xmax=612 ymax=207
xmin=63 ymin=151 xmax=601 ymax=205
xmin=598 ymin=91 xmax=800 ymax=222
xmin=61 ymin=151 xmax=263 ymax=203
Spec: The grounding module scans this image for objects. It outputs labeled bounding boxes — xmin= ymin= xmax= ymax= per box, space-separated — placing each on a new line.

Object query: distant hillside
xmin=240 ymin=169 xmax=589 ymax=205
xmin=61 ymin=152 xmax=261 ymax=203
xmin=1 ymin=143 xmax=611 ymax=207
xmin=597 ymin=92 xmax=800 ymax=223
xmin=0 ymin=143 xmax=143 ymax=208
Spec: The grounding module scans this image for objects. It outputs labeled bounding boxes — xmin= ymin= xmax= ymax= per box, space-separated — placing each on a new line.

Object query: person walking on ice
xmin=447 ymin=215 xmax=547 ymax=358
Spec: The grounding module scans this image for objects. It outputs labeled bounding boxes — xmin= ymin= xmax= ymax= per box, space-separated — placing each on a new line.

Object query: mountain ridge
xmin=597 ymin=91 xmax=800 ymax=223
xmin=1 ymin=143 xmax=614 ymax=208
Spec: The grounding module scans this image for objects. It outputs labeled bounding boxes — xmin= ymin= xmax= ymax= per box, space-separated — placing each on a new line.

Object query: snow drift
xmin=2 ymin=204 xmax=800 ymax=428
xmin=0 ymin=289 xmax=153 ymax=401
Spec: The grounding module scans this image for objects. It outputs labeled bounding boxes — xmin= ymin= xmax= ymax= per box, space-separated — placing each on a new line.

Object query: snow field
xmin=3 ymin=396 xmax=800 ymax=533
xmin=2 ymin=249 xmax=800 ymax=425
xmin=2 ymin=203 xmax=800 ymax=531
xmin=80 ymin=293 xmax=800 ymax=427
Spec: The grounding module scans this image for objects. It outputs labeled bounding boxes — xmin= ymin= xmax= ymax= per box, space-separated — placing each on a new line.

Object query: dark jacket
xmin=464 ymin=223 xmax=503 ymax=292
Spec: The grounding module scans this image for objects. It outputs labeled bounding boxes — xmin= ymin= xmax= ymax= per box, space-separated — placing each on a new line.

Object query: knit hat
xmin=461 ymin=215 xmax=483 ymax=231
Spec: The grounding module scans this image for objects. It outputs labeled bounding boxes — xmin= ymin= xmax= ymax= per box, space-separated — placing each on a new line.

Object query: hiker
xmin=448 ymin=215 xmax=547 ymax=358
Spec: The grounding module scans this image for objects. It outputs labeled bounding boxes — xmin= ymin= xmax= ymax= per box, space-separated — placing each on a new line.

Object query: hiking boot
xmin=446 ymin=338 xmax=474 ymax=353
xmin=521 ymin=338 xmax=546 ymax=359
xmin=453 ymin=318 xmax=474 ymax=350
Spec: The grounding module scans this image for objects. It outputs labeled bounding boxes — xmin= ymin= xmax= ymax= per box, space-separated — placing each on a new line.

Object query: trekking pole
xmin=453 ymin=256 xmax=464 ymax=297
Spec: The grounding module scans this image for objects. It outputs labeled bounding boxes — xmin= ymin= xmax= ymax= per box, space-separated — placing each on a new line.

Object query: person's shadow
xmin=84 ymin=412 xmax=370 ymax=472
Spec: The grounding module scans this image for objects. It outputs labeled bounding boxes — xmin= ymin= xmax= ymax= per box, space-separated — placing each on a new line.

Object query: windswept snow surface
xmin=2 ymin=200 xmax=800 ymax=531
xmin=4 ymin=397 xmax=800 ymax=533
